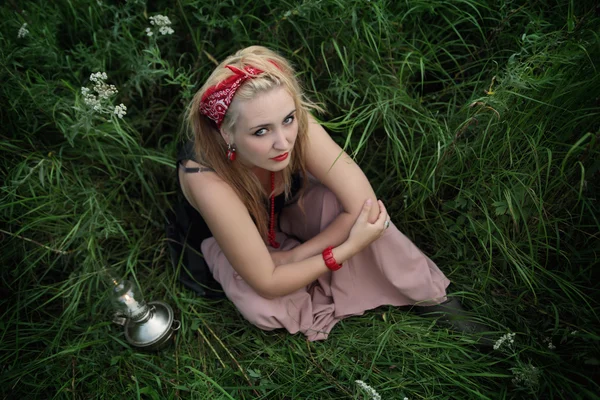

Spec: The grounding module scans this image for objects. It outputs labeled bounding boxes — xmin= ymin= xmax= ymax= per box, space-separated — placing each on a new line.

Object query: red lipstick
xmin=270 ymin=152 xmax=289 ymax=162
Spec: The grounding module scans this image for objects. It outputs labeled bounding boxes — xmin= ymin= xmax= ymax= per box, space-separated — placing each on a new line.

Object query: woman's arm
xmin=265 ymin=198 xmax=386 ymax=297
xmin=280 ymin=212 xmax=356 ymax=263
xmin=180 ymin=162 xmax=387 ymax=298
xmin=284 ymin=116 xmax=380 ymax=262
xmin=179 ymin=163 xmax=386 ymax=299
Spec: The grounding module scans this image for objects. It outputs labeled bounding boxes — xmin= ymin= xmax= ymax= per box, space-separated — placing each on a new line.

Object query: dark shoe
xmin=411 ymin=298 xmax=495 ymax=350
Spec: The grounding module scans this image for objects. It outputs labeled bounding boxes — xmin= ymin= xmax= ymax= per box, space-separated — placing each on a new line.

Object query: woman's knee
xmin=319 ymin=185 xmax=342 ymax=214
xmin=309 ymin=184 xmax=342 ymax=229
xmin=281 ymin=183 xmax=342 ymax=240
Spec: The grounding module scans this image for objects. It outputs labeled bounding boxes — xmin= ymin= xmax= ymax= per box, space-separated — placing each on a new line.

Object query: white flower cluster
xmin=81 ymin=87 xmax=101 ymax=111
xmin=18 ymin=23 xmax=29 ymax=38
xmin=511 ymin=364 xmax=540 ymax=388
xmin=113 ymin=103 xmax=127 ymax=119
xmin=543 ymin=337 xmax=556 ymax=350
xmin=146 ymin=15 xmax=174 ymax=36
xmin=90 ymin=72 xmax=118 ymax=99
xmin=81 ymin=72 xmax=126 ymax=119
xmin=355 ymin=380 xmax=382 ymax=400
xmin=493 ymin=332 xmax=515 ymax=350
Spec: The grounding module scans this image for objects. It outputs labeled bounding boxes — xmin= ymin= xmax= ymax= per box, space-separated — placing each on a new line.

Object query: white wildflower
xmin=511 ymin=364 xmax=540 ymax=389
xmin=493 ymin=332 xmax=516 ymax=351
xmin=147 ymin=14 xmax=174 ymax=36
xmin=113 ymin=104 xmax=127 ymax=119
xmin=355 ymin=380 xmax=381 ymax=400
xmin=89 ymin=72 xmax=117 ymax=99
xmin=543 ymin=337 xmax=556 ymax=350
xmin=17 ymin=23 xmax=29 ymax=39
xmin=90 ymin=72 xmax=108 ymax=83
xmin=81 ymin=86 xmax=100 ymax=109
xmin=149 ymin=15 xmax=171 ymax=26
xmin=95 ymin=82 xmax=118 ymax=99
xmin=81 ymin=72 xmax=120 ymax=117
xmin=159 ymin=26 xmax=174 ymax=35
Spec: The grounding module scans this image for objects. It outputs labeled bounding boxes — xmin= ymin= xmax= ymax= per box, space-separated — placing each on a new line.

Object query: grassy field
xmin=1 ymin=0 xmax=599 ymax=398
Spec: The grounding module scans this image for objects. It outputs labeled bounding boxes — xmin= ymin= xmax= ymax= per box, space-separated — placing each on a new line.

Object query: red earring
xmin=226 ymin=143 xmax=236 ymax=161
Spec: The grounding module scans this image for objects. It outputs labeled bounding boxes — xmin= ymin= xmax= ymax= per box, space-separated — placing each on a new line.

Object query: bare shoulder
xmin=178 ymin=161 xmax=275 ymax=297
xmin=178 ymin=159 xmax=221 ymax=208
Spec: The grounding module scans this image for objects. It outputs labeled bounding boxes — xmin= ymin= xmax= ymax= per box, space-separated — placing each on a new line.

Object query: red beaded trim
xmin=322 ymin=246 xmax=342 ymax=271
xmin=268 ymin=171 xmax=280 ymax=248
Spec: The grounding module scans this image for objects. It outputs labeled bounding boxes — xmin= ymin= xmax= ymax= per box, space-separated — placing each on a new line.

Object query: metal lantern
xmin=109 ymin=277 xmax=180 ymax=351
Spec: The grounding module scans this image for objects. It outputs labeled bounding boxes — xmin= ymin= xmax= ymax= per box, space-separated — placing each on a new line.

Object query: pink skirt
xmin=201 ymin=183 xmax=450 ymax=341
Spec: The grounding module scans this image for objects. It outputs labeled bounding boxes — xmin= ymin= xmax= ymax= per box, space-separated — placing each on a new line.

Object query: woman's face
xmin=224 ymin=86 xmax=298 ymax=173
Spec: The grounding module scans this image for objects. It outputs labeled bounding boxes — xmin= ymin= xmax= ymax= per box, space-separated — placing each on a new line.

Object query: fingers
xmin=376 ymin=200 xmax=391 ymax=234
xmin=357 ymin=198 xmax=372 ymax=222
xmin=358 ymin=198 xmax=390 ymax=233
xmin=375 ymin=200 xmax=388 ymax=225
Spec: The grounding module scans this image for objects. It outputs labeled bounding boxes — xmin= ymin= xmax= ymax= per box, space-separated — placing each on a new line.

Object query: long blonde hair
xmin=186 ymin=46 xmax=322 ymax=242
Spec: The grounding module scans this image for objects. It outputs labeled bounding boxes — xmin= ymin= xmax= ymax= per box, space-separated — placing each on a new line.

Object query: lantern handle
xmin=112 ymin=311 xmax=127 ymax=326
xmin=171 ymin=320 xmax=181 ymax=331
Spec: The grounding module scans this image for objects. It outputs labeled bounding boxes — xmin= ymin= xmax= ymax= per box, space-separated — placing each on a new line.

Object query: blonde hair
xmin=186 ymin=46 xmax=322 ymax=242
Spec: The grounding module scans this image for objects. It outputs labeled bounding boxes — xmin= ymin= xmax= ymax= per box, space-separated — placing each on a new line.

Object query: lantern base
xmin=113 ymin=301 xmax=180 ymax=351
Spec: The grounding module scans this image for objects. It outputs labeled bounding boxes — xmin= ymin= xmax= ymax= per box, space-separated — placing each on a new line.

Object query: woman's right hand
xmin=346 ymin=199 xmax=389 ymax=253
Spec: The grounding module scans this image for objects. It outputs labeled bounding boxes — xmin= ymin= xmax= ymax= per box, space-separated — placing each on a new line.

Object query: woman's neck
xmin=253 ymin=168 xmax=282 ymax=195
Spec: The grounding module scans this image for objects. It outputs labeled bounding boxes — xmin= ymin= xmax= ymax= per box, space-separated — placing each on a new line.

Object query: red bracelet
xmin=322 ymin=246 xmax=343 ymax=271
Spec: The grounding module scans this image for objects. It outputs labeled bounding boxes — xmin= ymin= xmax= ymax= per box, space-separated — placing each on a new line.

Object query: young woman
xmin=177 ymin=46 xmax=483 ymax=342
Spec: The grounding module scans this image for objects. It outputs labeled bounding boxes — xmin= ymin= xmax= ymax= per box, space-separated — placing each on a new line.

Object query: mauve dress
xmin=200 ymin=181 xmax=451 ymax=341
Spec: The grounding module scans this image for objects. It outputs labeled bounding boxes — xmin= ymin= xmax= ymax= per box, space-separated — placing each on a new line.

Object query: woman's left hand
xmin=269 ymin=249 xmax=297 ymax=267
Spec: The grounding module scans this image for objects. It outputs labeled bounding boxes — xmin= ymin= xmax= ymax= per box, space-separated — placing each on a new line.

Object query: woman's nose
xmin=272 ymin=129 xmax=288 ymax=149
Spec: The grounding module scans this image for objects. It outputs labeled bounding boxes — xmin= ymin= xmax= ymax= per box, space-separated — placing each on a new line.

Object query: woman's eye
xmin=284 ymin=115 xmax=295 ymax=124
xmin=253 ymin=128 xmax=267 ymax=136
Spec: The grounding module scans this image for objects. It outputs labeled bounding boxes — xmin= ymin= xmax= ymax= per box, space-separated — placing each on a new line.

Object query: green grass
xmin=1 ymin=0 xmax=599 ymax=398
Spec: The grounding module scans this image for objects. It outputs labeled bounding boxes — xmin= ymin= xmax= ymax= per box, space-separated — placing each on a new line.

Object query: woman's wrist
xmin=287 ymin=245 xmax=306 ymax=263
xmin=287 ymin=247 xmax=300 ymax=264
xmin=322 ymin=246 xmax=342 ymax=271
xmin=332 ymin=240 xmax=358 ymax=265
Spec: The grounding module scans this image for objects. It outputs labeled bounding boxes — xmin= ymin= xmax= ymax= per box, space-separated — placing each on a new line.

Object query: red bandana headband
xmin=199 ymin=65 xmax=264 ymax=128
